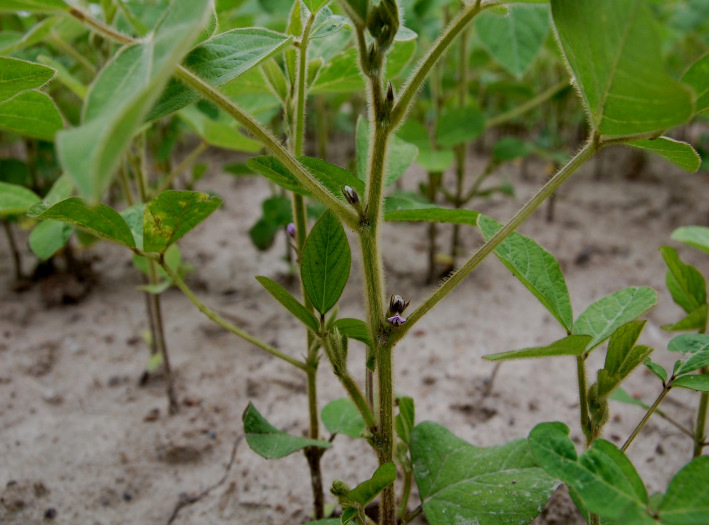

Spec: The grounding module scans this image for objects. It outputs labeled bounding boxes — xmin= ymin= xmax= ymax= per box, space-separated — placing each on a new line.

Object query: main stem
xmin=293 ymin=14 xmax=325 ymax=519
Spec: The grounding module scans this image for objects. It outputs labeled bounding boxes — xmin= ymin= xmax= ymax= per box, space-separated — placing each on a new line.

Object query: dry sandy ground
xmin=1 ymin=143 xmax=708 ymax=525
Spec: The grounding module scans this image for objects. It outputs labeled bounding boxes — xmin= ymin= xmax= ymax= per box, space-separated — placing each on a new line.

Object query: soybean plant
xmin=6 ymin=0 xmax=709 ymax=524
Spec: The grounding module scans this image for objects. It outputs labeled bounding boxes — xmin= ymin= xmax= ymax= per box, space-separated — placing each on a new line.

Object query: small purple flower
xmin=387 ymin=313 xmax=406 ymax=326
xmin=287 ymin=223 xmax=296 ymax=238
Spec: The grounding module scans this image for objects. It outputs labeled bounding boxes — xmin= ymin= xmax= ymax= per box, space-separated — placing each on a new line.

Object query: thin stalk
xmin=621 ymin=386 xmax=671 ymax=453
xmin=390 ymin=140 xmax=597 ymax=346
xmin=321 ymin=334 xmax=376 ymax=429
xmin=50 ymin=33 xmax=97 ymax=73
xmin=693 ymin=367 xmax=708 ymax=458
xmin=157 ymin=141 xmax=209 ymax=193
xmin=2 ymin=221 xmax=23 ymax=281
xmin=484 ymin=80 xmax=568 ymax=129
xmin=397 ymin=468 xmax=413 ymax=519
xmin=135 ymin=135 xmax=178 ymax=414
xmin=590 ymin=514 xmax=601 ymax=525
xmin=154 ymin=258 xmax=307 ymax=369
xmin=426 ymin=172 xmax=442 ymax=283
xmin=149 ymin=275 xmax=178 ymax=414
xmin=449 ymin=29 xmax=470 ymax=267
xmin=391 ymin=0 xmax=483 ymax=129
xmin=175 ymin=66 xmax=359 ymax=230
xmin=400 ymin=505 xmax=423 ymax=525
xmin=305 ymin=365 xmax=324 ymax=519
xmin=577 ymin=355 xmax=591 ymax=446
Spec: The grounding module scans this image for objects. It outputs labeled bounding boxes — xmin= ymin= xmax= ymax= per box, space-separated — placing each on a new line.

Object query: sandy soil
xmin=1 ymin=141 xmax=708 ymax=525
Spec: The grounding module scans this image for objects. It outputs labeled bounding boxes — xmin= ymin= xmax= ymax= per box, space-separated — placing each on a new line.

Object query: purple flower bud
xmin=387 ymin=314 xmax=406 ymax=327
xmin=389 ymin=294 xmax=410 ymax=314
xmin=342 ymin=185 xmax=360 ymax=206
xmin=287 ymin=223 xmax=296 ymax=238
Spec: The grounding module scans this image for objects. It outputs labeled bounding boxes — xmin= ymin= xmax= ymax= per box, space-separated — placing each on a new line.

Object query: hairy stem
xmin=175 ymin=66 xmax=358 ymax=229
xmin=390 ymin=140 xmax=597 ymax=346
xmin=391 ymin=0 xmax=483 ymax=129
xmin=621 ymin=386 xmax=671 ymax=453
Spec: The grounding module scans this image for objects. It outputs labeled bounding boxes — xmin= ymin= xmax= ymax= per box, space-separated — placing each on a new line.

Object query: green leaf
xmin=0 ymin=0 xmax=68 ymax=13
xmin=644 ymin=358 xmax=668 ymax=384
xmin=662 ymin=304 xmax=708 ymax=333
xmin=479 ymin=214 xmax=573 ymax=332
xmin=0 ymin=181 xmax=40 ymax=216
xmin=38 ymin=54 xmax=87 ymax=100
xmin=355 ymin=116 xmax=418 ymax=185
xmin=661 ymin=246 xmax=707 ymax=314
xmin=551 ymin=0 xmax=694 ymax=137
xmin=658 ymin=456 xmax=709 ymax=522
xmin=242 ymin=403 xmax=331 ymax=459
xmin=299 ymin=157 xmax=365 ymax=202
xmin=672 ymin=375 xmax=709 ymax=392
xmin=529 ymin=422 xmax=648 ymax=520
xmin=348 ymin=462 xmax=396 ymax=506
xmin=384 ymin=207 xmax=478 ymax=225
xmin=339 ymin=0 xmax=368 ymax=26
xmin=682 ymin=52 xmax=709 ymax=115
xmin=28 ymin=198 xmax=135 ymax=248
xmin=143 ymin=190 xmax=221 ymax=254
xmin=610 ymin=387 xmax=652 ymax=409
xmin=604 ymin=321 xmax=647 ymax=377
xmin=492 ymin=137 xmax=534 ymax=162
xmin=311 ymin=12 xmax=346 ymax=40
xmin=255 ymin=276 xmax=319 ymax=333
xmin=383 ymin=192 xmax=434 ymax=213
xmin=395 ymin=396 xmax=414 ymax=445
xmin=321 ymin=398 xmax=365 ymax=438
xmin=178 ymin=106 xmax=261 ymax=152
xmin=260 ymin=59 xmax=288 ymax=103
xmin=301 ymin=210 xmax=351 ymax=315
xmin=246 ymin=156 xmax=306 ymax=195
xmin=627 ymin=138 xmax=701 ymax=172
xmin=249 ymin=196 xmax=292 ymax=251
xmin=304 ymin=0 xmax=331 ymax=15
xmin=416 ymin=149 xmax=455 ymax=173
xmin=475 ymin=4 xmax=550 ymax=78
xmin=149 ymin=28 xmax=293 ymax=120
xmin=332 ymin=318 xmax=372 ymax=346
xmin=483 ymin=334 xmax=592 ymax=361
xmin=302 ymin=520 xmax=339 ymax=525
xmin=668 ymin=334 xmax=709 ymax=375
xmin=0 ymin=90 xmax=64 ymax=141
xmin=672 ymin=226 xmax=709 ymax=254
xmin=2 ymin=17 xmax=60 ymax=55
xmin=0 ymin=57 xmax=55 ymax=102
xmin=412 ymin=421 xmax=557 ymax=524
xmin=572 ymin=287 xmax=657 ymax=352
xmin=121 ymin=203 xmax=146 ymax=250
xmin=435 ymin=106 xmax=485 ymax=148
xmin=58 ymin=0 xmax=211 ymax=202
xmin=29 ymin=220 xmax=73 ymax=260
